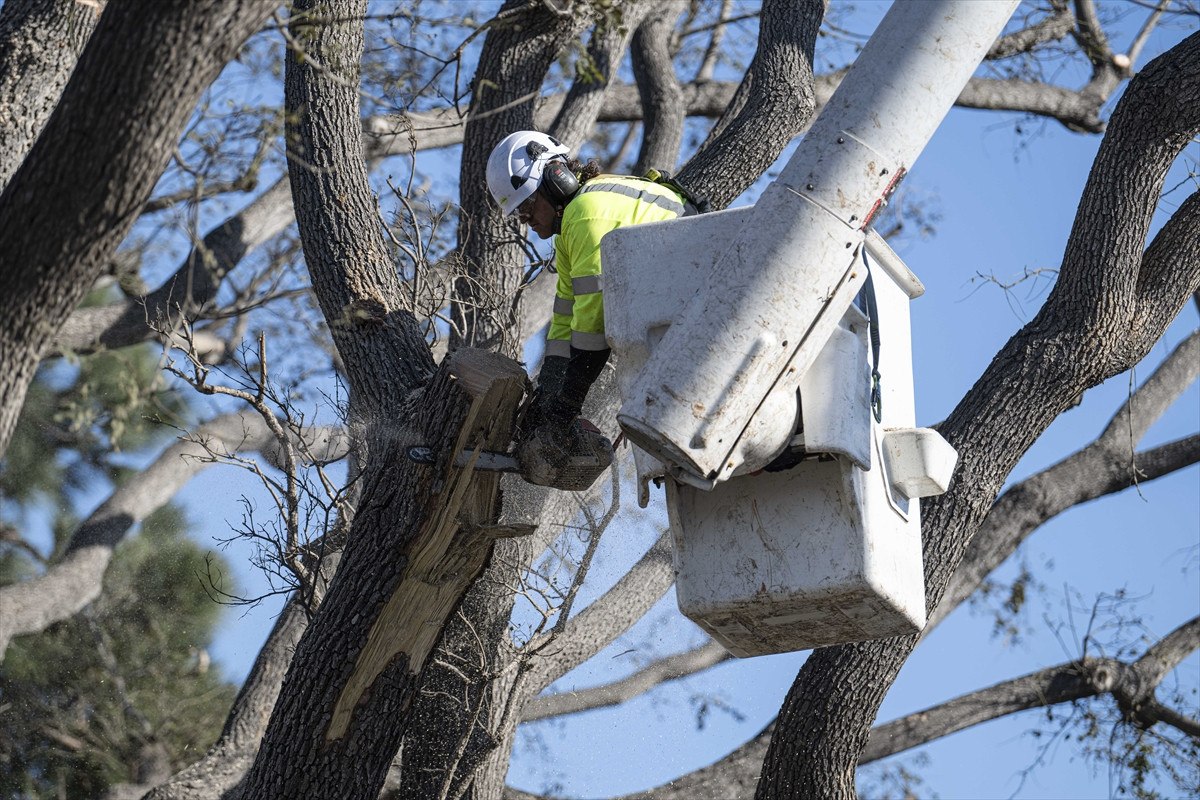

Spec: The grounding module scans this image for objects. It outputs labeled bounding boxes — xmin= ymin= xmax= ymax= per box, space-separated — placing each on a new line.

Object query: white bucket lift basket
xmin=604 ymin=212 xmax=957 ymax=656
xmin=598 ymin=0 xmax=1014 ymax=657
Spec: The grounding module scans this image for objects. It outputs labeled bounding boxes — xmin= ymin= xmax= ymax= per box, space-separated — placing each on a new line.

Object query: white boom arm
xmin=616 ymin=0 xmax=1019 ymax=483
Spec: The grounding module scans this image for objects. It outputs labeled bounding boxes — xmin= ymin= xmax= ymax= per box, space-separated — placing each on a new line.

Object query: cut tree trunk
xmin=236 ymin=347 xmax=529 ymax=799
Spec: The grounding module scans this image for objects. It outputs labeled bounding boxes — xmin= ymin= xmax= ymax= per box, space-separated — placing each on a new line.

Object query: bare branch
xmin=865 ymin=616 xmax=1200 ymax=763
xmin=0 ymin=413 xmax=345 ymax=660
xmin=523 ymin=530 xmax=675 ymax=691
xmin=548 ymin=0 xmax=654 ymax=149
xmin=614 ymin=615 xmax=1200 ymax=799
xmin=988 ymin=2 xmax=1075 ymax=60
xmin=694 ymin=0 xmax=734 ymax=82
xmin=1126 ymin=0 xmax=1173 ymax=68
xmin=140 ymin=125 xmax=274 ymax=214
xmin=1135 ymin=615 xmax=1200 ymax=695
xmin=53 ymin=177 xmax=296 ymax=356
xmin=521 ymin=640 xmax=730 ymax=722
xmin=863 ymin=660 xmax=1104 ymax=763
xmin=1072 ymin=0 xmax=1112 ymax=64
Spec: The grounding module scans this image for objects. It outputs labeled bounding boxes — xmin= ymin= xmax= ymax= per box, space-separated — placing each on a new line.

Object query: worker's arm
xmin=560 ymin=214 xmax=618 ymax=354
xmin=554 ymin=214 xmax=618 ymax=416
xmin=546 ymin=250 xmax=574 ymax=361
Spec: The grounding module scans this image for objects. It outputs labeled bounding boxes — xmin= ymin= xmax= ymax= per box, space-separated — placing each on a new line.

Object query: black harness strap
xmin=859 ymin=248 xmax=883 ymax=423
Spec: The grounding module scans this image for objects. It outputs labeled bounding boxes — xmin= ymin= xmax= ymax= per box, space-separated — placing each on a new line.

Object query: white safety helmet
xmin=486 ymin=130 xmax=571 ymax=215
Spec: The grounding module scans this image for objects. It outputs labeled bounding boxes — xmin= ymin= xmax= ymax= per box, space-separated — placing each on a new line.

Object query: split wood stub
xmin=325 ymin=348 xmax=527 ymax=741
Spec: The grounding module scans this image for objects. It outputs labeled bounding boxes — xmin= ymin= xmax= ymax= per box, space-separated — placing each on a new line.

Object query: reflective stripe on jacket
xmin=549 ymin=175 xmax=686 ymax=354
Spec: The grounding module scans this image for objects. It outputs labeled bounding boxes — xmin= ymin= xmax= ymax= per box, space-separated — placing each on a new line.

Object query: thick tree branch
xmin=756 ymin=32 xmax=1200 ymax=800
xmin=932 ymin=330 xmax=1200 ymax=630
xmin=860 ymin=622 xmax=1200 ymax=764
xmin=631 ymin=3 xmax=685 ymax=175
xmin=619 ymin=616 xmax=1200 ymax=799
xmin=50 ymin=53 xmax=1143 ymax=361
xmin=52 ymin=177 xmax=296 ymax=357
xmin=523 ymin=530 xmax=675 ymax=691
xmin=957 ymin=77 xmax=1109 ymax=132
xmin=988 ymin=2 xmax=1075 ymax=60
xmin=1131 ymin=189 xmax=1200 ymax=350
xmin=0 ymin=0 xmax=276 ymax=461
xmin=237 ymin=5 xmax=537 ymax=797
xmin=451 ymin=0 xmax=585 ymax=352
xmin=283 ymin=5 xmax=433 ymax=408
xmin=0 ymin=0 xmax=101 ymax=190
xmin=677 ymin=0 xmax=825 ymax=210
xmin=1135 ymin=616 xmax=1200 ymax=696
xmin=548 ymin=0 xmax=654 ymax=149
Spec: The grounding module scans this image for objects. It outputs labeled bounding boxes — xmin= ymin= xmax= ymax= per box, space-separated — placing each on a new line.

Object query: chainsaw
xmin=406 ymin=445 xmax=520 ymax=473
xmin=406 ymin=419 xmax=613 ymax=491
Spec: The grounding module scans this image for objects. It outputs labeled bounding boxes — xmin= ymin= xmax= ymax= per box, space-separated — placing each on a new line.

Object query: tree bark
xmin=755 ymin=33 xmax=1200 ymax=800
xmin=0 ymin=0 xmax=276 ymax=462
xmin=677 ymin=0 xmax=825 ymax=210
xmin=862 ymin=618 xmax=1200 ymax=762
xmin=548 ymin=0 xmax=654 ymax=149
xmin=399 ymin=4 xmax=832 ymax=794
xmin=237 ymin=3 xmax=533 ymax=797
xmin=236 ymin=344 xmax=527 ymax=799
xmin=46 ymin=51 xmax=1142 ymax=361
xmin=52 ymin=177 xmax=297 ymax=357
xmin=451 ymin=0 xmax=584 ymax=353
xmin=282 ymin=1 xmax=433 ymax=405
xmin=0 ymin=0 xmax=101 ymax=190
xmin=631 ymin=3 xmax=686 ymax=175
xmin=394 ymin=7 xmax=589 ymax=799
xmin=521 ymin=640 xmax=729 ymax=723
xmin=932 ymin=330 xmax=1200 ymax=630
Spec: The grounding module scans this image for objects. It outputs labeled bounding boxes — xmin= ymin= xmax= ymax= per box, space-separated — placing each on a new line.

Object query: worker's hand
xmin=521 ymin=356 xmax=570 ymax=437
xmin=521 ymin=389 xmax=578 ymax=442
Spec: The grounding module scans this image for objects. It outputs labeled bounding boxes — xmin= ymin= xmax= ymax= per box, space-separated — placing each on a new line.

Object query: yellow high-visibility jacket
xmin=547 ymin=175 xmax=689 ymax=359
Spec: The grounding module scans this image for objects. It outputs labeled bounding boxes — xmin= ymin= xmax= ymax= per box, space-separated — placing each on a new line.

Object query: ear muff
xmin=538 ymin=160 xmax=580 ymax=208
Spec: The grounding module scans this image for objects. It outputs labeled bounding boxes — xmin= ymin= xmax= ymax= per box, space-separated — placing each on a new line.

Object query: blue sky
xmin=27 ymin=2 xmax=1195 ymax=797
